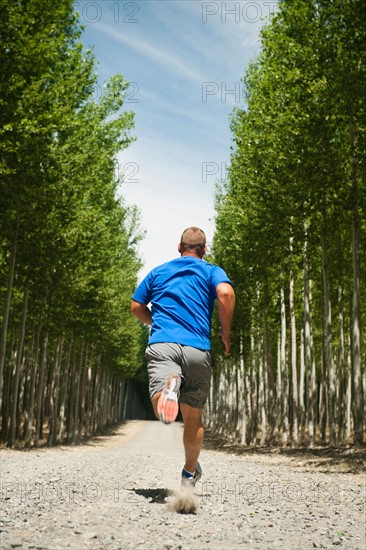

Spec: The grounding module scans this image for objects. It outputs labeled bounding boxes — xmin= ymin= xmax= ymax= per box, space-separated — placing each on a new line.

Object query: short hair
xmin=180 ymin=227 xmax=206 ymax=256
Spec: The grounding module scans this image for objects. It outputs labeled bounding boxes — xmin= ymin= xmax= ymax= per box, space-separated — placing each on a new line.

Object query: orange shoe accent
xmin=157 ymin=376 xmax=180 ymax=424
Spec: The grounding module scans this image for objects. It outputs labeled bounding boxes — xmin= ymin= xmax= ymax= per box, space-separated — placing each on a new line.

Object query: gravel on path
xmin=0 ymin=420 xmax=365 ymax=550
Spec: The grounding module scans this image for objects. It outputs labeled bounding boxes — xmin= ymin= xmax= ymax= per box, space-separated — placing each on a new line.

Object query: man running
xmin=130 ymin=227 xmax=235 ymax=487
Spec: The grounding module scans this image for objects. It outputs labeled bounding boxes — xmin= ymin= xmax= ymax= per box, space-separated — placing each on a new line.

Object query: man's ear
xmin=178 ymin=243 xmax=182 ymax=253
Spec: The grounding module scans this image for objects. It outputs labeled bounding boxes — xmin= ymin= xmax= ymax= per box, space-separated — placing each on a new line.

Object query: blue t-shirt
xmin=132 ymin=256 xmax=232 ymax=350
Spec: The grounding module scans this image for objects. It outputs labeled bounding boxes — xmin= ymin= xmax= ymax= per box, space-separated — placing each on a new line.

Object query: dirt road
xmin=0 ymin=421 xmax=365 ymax=549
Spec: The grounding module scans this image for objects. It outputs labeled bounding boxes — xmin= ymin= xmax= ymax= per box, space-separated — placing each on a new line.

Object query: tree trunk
xmin=78 ymin=342 xmax=89 ymax=438
xmin=224 ymin=361 xmax=231 ymax=433
xmin=86 ymin=355 xmax=94 ymax=437
xmin=47 ymin=335 xmax=63 ymax=446
xmin=111 ymin=377 xmax=117 ymax=424
xmin=239 ymin=334 xmax=248 ymax=445
xmin=319 ymin=297 xmax=327 ymax=445
xmin=25 ymin=323 xmax=42 ymax=446
xmin=58 ymin=335 xmax=72 ymax=442
xmin=280 ymin=285 xmax=289 ymax=445
xmin=97 ymin=368 xmax=105 ymax=431
xmin=120 ymin=380 xmax=126 ymax=420
xmin=71 ymin=341 xmax=84 ymax=443
xmin=309 ymin=281 xmax=317 ymax=447
xmin=349 ymin=113 xmax=363 ymax=444
xmin=263 ymin=303 xmax=274 ymax=443
xmin=101 ymin=371 xmax=109 ymax=429
xmin=258 ymin=311 xmax=266 ymax=445
xmin=321 ymin=194 xmax=336 ymax=445
xmin=85 ymin=347 xmax=94 ymax=429
xmin=66 ymin=340 xmax=77 ymax=442
xmin=218 ymin=367 xmax=225 ymax=434
xmin=35 ymin=331 xmax=48 ymax=447
xmin=8 ymin=287 xmax=29 ymax=448
xmin=346 ymin=335 xmax=352 ymax=442
xmin=299 ymin=328 xmax=306 ymax=443
xmin=303 ymin=233 xmax=314 ymax=445
xmin=250 ymin=321 xmax=258 ymax=445
xmin=22 ymin=325 xmax=35 ymax=440
xmin=0 ymin=328 xmax=16 ymax=442
xmin=16 ymin=345 xmax=27 ymax=441
xmin=276 ymin=334 xmax=281 ymax=437
xmin=289 ymin=237 xmax=298 ymax=446
xmin=92 ymin=365 xmax=100 ymax=433
xmin=337 ymin=235 xmax=346 ymax=443
xmin=0 ymin=223 xmax=18 ymax=415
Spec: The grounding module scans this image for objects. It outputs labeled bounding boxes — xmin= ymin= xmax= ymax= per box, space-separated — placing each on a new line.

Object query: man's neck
xmin=181 ymin=252 xmax=202 ymax=259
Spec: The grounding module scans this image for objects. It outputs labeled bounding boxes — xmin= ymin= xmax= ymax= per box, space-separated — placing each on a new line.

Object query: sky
xmin=77 ymin=0 xmax=278 ymax=279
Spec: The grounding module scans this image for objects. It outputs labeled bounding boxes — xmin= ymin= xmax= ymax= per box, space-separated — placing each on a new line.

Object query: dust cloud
xmin=167 ymin=486 xmax=199 ymax=514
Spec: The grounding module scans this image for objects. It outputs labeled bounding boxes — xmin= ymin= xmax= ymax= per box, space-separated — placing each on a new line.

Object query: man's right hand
xmin=220 ymin=328 xmax=231 ymax=355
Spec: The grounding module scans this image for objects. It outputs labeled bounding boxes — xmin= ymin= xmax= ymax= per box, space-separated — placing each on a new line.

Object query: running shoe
xmin=181 ymin=462 xmax=202 ymax=487
xmin=157 ymin=375 xmax=181 ymax=424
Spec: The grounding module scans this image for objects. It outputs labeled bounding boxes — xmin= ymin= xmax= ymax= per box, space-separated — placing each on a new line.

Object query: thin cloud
xmin=95 ymin=21 xmax=209 ymax=84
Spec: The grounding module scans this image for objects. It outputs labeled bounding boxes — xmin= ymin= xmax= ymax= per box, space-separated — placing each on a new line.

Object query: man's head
xmin=178 ymin=227 xmax=206 ymax=258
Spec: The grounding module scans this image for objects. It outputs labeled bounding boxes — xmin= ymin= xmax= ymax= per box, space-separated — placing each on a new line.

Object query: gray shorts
xmin=145 ymin=343 xmax=212 ymax=409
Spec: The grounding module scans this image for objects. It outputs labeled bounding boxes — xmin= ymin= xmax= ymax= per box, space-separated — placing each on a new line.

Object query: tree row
xmin=0 ymin=0 xmax=143 ymax=447
xmin=210 ymin=0 xmax=365 ymax=446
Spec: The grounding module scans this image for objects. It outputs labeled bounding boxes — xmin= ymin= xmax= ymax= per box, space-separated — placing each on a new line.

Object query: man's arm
xmin=216 ymin=282 xmax=235 ymax=354
xmin=130 ymin=300 xmax=152 ymax=326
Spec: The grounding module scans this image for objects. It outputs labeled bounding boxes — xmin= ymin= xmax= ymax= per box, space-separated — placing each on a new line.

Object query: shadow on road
xmin=132 ymin=487 xmax=170 ymax=504
xmin=203 ymin=429 xmax=366 ymax=474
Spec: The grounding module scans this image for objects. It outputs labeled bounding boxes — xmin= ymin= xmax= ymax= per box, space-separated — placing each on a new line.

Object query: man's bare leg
xmin=180 ymin=403 xmax=204 ymax=473
xmin=151 ymin=391 xmax=161 ymax=419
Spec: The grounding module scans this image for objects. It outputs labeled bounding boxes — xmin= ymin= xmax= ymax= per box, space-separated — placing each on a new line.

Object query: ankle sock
xmin=182 ymin=468 xmax=195 ymax=478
